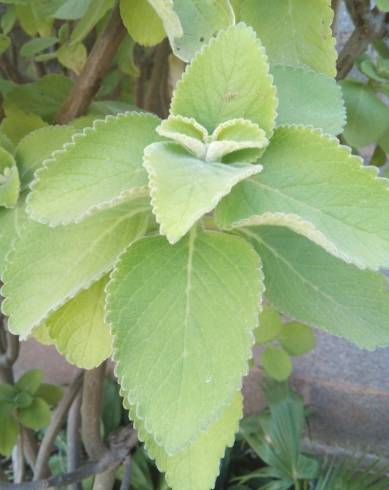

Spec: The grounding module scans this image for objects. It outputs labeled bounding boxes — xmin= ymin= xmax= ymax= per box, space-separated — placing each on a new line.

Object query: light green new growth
xmin=244 ymin=226 xmax=389 ymax=350
xmin=45 ymin=276 xmax=112 ymax=369
xmin=216 ymin=126 xmax=389 ymax=271
xmin=1 ymin=201 xmax=150 ymax=338
xmin=144 ymin=142 xmax=263 ymax=244
xmin=106 ymin=230 xmax=262 ymax=454
xmin=240 ymin=0 xmax=337 ymax=77
xmin=27 ymin=112 xmax=160 ymax=226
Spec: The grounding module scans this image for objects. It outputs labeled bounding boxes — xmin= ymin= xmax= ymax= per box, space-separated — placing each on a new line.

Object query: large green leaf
xmin=144 ymin=142 xmax=263 ymax=244
xmin=132 ymin=392 xmax=242 ymax=490
xmin=243 ymin=226 xmax=389 ymax=350
xmin=272 ymin=65 xmax=346 ymax=135
xmin=240 ymin=0 xmax=336 ymax=77
xmin=1 ymin=200 xmax=149 ymax=338
xmin=4 ymin=75 xmax=73 ymax=123
xmin=0 ymin=146 xmax=19 ymax=208
xmin=171 ymin=0 xmax=234 ymax=62
xmin=216 ymin=126 xmax=389 ymax=271
xmin=47 ymin=276 xmax=112 ymax=369
xmin=27 ymin=112 xmax=160 ymax=226
xmin=120 ymin=0 xmax=166 ymax=47
xmin=107 ymin=229 xmax=262 ymax=453
xmin=171 ymin=23 xmax=277 ymax=137
xmin=15 ymin=125 xmax=75 ymax=189
xmin=0 ymin=198 xmax=27 ymax=275
xmin=341 ymin=80 xmax=389 ymax=149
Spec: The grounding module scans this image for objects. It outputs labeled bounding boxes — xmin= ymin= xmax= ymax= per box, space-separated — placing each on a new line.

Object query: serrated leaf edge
xmin=26 ymin=111 xmax=158 ymax=227
xmin=105 ymin=230 xmax=264 ymax=455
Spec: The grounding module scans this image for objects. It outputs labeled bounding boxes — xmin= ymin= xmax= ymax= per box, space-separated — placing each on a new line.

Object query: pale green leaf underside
xmin=106 ymin=230 xmax=262 ymax=454
xmin=0 ymin=198 xmax=27 ymax=276
xmin=15 ymin=125 xmax=76 ymax=189
xmin=148 ymin=0 xmax=183 ymax=40
xmin=240 ymin=0 xmax=336 ymax=77
xmin=144 ymin=142 xmax=263 ymax=244
xmin=216 ymin=126 xmax=389 ymax=271
xmin=171 ymin=0 xmax=235 ymax=62
xmin=46 ymin=276 xmax=112 ymax=369
xmin=131 ymin=392 xmax=242 ymax=490
xmin=0 ymin=165 xmax=20 ymax=209
xmin=27 ymin=112 xmax=160 ymax=226
xmin=271 ymin=65 xmax=346 ymax=135
xmin=171 ymin=23 xmax=277 ymax=137
xmin=244 ymin=226 xmax=389 ymax=350
xmin=1 ymin=200 xmax=150 ymax=338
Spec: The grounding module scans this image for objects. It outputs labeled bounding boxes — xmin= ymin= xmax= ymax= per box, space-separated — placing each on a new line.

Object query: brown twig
xmin=144 ymin=39 xmax=171 ymax=118
xmin=0 ymin=316 xmax=19 ymax=384
xmin=336 ymin=0 xmax=387 ymax=80
xmin=33 ymin=372 xmax=83 ymax=481
xmin=120 ymin=457 xmax=132 ymax=490
xmin=67 ymin=393 xmax=82 ymax=490
xmin=55 ymin=6 xmax=126 ymax=124
xmin=1 ymin=427 xmax=138 ymax=490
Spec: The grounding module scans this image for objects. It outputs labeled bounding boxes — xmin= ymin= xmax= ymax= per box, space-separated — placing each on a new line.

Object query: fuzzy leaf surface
xmin=2 ymin=200 xmax=149 ymax=338
xmin=27 ymin=112 xmax=160 ymax=226
xmin=244 ymin=226 xmax=389 ymax=350
xmin=107 ymin=230 xmax=262 ymax=454
xmin=171 ymin=23 xmax=277 ymax=137
xmin=272 ymin=65 xmax=346 ymax=135
xmin=240 ymin=0 xmax=336 ymax=76
xmin=47 ymin=276 xmax=112 ymax=369
xmin=144 ymin=142 xmax=263 ymax=244
xmin=216 ymin=126 xmax=389 ymax=271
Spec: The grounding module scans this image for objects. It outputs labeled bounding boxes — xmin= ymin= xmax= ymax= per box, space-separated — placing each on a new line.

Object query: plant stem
xmin=67 ymin=392 xmax=83 ymax=490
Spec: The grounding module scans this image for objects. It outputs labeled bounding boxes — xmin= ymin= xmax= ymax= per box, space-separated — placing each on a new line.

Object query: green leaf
xmin=4 ymin=75 xmax=72 ymax=123
xmin=70 ymin=0 xmax=115 ymax=44
xmin=15 ymin=4 xmax=52 ymax=37
xmin=36 ymin=384 xmax=63 ymax=406
xmin=120 ymin=0 xmax=166 ymax=47
xmin=57 ymin=42 xmax=87 ymax=75
xmin=18 ymin=397 xmax=51 ymax=430
xmin=244 ymin=226 xmax=389 ymax=350
xmin=0 ymin=110 xmax=47 ymax=146
xmin=144 ymin=142 xmax=263 ymax=244
xmin=15 ymin=370 xmax=43 ymax=395
xmin=0 ymin=404 xmax=18 ymax=457
xmin=32 ymin=0 xmax=92 ymax=19
xmin=1 ymin=200 xmax=150 ymax=338
xmin=261 ymin=347 xmax=292 ymax=381
xmin=15 ymin=125 xmax=76 ymax=189
xmin=1 ymin=7 xmax=17 ymax=35
xmin=255 ymin=304 xmax=283 ymax=345
xmin=240 ymin=0 xmax=336 ymax=77
xmin=107 ymin=229 xmax=262 ymax=453
xmin=280 ymin=322 xmax=316 ymax=356
xmin=0 ymin=33 xmax=11 ymax=55
xmin=133 ymin=392 xmax=242 ymax=490
xmin=171 ymin=0 xmax=234 ymax=62
xmin=47 ymin=276 xmax=112 ymax=369
xmin=341 ymin=80 xmax=389 ymax=149
xmin=0 ymin=147 xmax=20 ymax=208
xmin=147 ymin=0 xmax=183 ymax=43
xmin=271 ymin=65 xmax=346 ymax=135
xmin=20 ymin=36 xmax=58 ymax=58
xmin=377 ymin=0 xmax=389 ymax=12
xmin=216 ymin=126 xmax=389 ymax=271
xmin=27 ymin=112 xmax=160 ymax=226
xmin=171 ymin=23 xmax=277 ymax=137
xmin=0 ymin=383 xmax=17 ymax=402
xmin=0 ymin=198 xmax=26 ymax=275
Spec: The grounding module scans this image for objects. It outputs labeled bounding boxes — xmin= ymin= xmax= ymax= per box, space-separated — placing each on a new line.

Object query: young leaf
xmin=0 ymin=384 xmax=17 ymax=403
xmin=0 ymin=110 xmax=47 ymax=146
xmin=15 ymin=125 xmax=76 ymax=188
xmin=280 ymin=322 xmax=316 ymax=357
xmin=132 ymin=392 xmax=242 ymax=490
xmin=261 ymin=347 xmax=292 ymax=381
xmin=0 ymin=404 xmax=18 ymax=457
xmin=255 ymin=304 xmax=283 ymax=345
xmin=70 ymin=0 xmax=115 ymax=44
xmin=216 ymin=126 xmax=389 ymax=271
xmin=57 ymin=42 xmax=87 ymax=75
xmin=20 ymin=36 xmax=58 ymax=58
xmin=171 ymin=0 xmax=234 ymax=62
xmin=144 ymin=142 xmax=263 ymax=244
xmin=120 ymin=0 xmax=166 ymax=47
xmin=15 ymin=369 xmax=43 ymax=395
xmin=271 ymin=65 xmax=346 ymax=135
xmin=171 ymin=23 xmax=277 ymax=137
xmin=32 ymin=0 xmax=92 ymax=19
xmin=240 ymin=0 xmax=336 ymax=77
xmin=36 ymin=384 xmax=63 ymax=406
xmin=244 ymin=226 xmax=389 ymax=350
xmin=47 ymin=276 xmax=112 ymax=369
xmin=107 ymin=229 xmax=262 ymax=453
xmin=27 ymin=112 xmax=160 ymax=226
xmin=18 ymin=397 xmax=51 ymax=430
xmin=1 ymin=201 xmax=149 ymax=338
